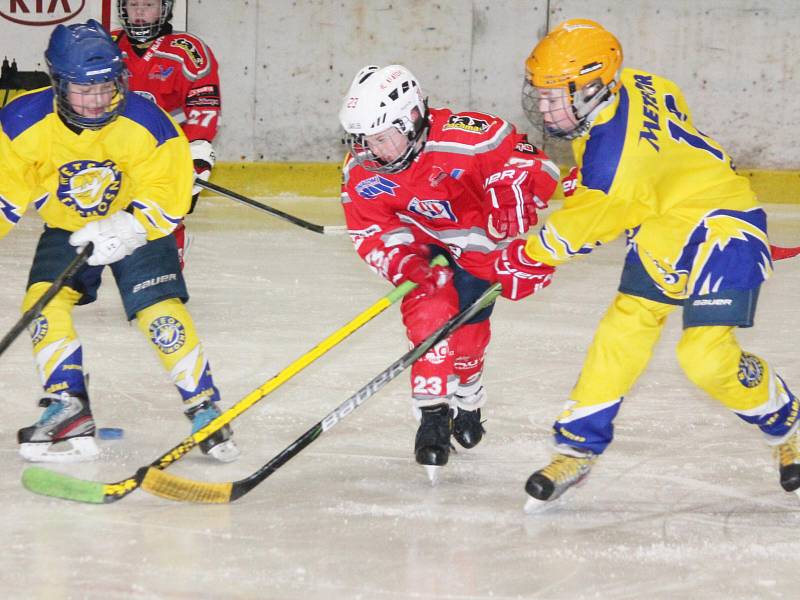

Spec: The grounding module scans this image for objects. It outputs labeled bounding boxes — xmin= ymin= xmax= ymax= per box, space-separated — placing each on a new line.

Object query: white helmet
xmin=339 ymin=64 xmax=429 ymax=173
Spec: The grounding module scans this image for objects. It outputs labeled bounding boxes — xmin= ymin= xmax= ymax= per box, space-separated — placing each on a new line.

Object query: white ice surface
xmin=0 ymin=199 xmax=798 ymax=600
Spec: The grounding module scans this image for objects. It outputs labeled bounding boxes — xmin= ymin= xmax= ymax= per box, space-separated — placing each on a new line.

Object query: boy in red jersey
xmin=339 ymin=64 xmax=558 ymax=479
xmin=114 ymin=0 xmax=221 ymax=266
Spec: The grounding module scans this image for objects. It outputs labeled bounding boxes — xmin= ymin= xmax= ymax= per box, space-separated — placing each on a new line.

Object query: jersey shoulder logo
xmin=355 ymin=175 xmax=399 ymax=199
xmin=443 ymin=114 xmax=491 ymax=134
xmin=57 ymin=160 xmax=122 ymax=218
xmin=169 ymin=37 xmax=205 ymax=69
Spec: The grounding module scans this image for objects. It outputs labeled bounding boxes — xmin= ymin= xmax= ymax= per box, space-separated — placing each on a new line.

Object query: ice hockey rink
xmin=0 ymin=196 xmax=798 ymax=600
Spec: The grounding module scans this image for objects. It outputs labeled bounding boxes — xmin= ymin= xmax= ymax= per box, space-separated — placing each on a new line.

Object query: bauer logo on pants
xmin=149 ymin=316 xmax=186 ymax=354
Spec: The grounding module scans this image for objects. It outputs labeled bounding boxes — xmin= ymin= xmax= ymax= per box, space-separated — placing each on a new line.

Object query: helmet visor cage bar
xmin=345 ymin=106 xmax=428 ymax=173
xmin=522 ymin=76 xmax=614 ymax=140
xmin=118 ymin=0 xmax=170 ymax=43
xmin=55 ymin=75 xmax=129 ymax=130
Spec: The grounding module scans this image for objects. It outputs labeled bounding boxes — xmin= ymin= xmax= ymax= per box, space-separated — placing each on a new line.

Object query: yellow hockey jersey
xmin=0 ymin=87 xmax=192 ymax=241
xmin=526 ymin=68 xmax=772 ymax=300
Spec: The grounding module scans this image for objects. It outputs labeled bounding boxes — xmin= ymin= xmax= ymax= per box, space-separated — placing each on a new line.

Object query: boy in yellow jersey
xmin=490 ymin=19 xmax=797 ymax=508
xmin=0 ymin=20 xmax=238 ymax=463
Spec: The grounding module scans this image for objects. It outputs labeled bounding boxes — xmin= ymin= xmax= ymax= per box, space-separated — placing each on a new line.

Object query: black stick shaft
xmin=230 ymin=283 xmax=502 ymax=501
xmin=0 ymin=244 xmax=92 ymax=358
xmin=196 ymin=179 xmax=327 ymax=234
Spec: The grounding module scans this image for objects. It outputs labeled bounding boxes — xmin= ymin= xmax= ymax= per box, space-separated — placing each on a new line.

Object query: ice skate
xmin=775 ymin=427 xmax=800 ymax=495
xmin=523 ymin=450 xmax=596 ymax=513
xmin=415 ymin=403 xmax=452 ymax=484
xmin=18 ymin=393 xmax=99 ymax=463
xmin=452 ymin=384 xmax=486 ymax=449
xmin=452 ymin=406 xmax=485 ymax=449
xmin=185 ymin=400 xmax=240 ymax=463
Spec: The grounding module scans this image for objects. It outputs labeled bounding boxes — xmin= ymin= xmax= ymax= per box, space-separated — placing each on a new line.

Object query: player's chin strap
xmin=771 ymin=244 xmax=800 ymax=261
xmin=195 ymin=179 xmax=344 ymax=235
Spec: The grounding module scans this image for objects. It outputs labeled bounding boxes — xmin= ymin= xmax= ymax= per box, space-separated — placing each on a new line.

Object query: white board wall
xmin=2 ymin=1 xmax=797 ymax=168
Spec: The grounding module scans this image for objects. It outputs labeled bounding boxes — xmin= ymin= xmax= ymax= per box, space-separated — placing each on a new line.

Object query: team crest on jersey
xmin=149 ymin=316 xmax=187 ymax=355
xmin=737 ymin=352 xmax=764 ymax=388
xmin=28 ymin=315 xmax=48 ymax=345
xmin=443 ymin=114 xmax=491 ymax=134
xmin=170 ymin=38 xmax=204 ymax=68
xmin=355 ymin=176 xmax=399 ymax=199
xmin=58 ymin=160 xmax=122 ymax=218
xmin=408 ymin=197 xmax=457 ymax=222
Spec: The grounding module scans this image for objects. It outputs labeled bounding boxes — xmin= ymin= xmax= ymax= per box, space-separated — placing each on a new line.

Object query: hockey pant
xmin=24 ymin=284 xmax=219 ymax=410
xmin=552 ymin=292 xmax=797 ymax=455
xmin=401 ymin=282 xmax=490 ymax=412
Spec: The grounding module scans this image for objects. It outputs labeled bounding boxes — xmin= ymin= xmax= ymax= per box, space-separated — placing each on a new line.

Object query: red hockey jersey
xmin=113 ymin=30 xmax=221 ymax=143
xmin=341 ymin=107 xmax=559 ymax=282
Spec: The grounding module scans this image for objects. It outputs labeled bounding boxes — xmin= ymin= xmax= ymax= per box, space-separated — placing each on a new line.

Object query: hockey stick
xmin=138 ymin=283 xmax=502 ymax=503
xmin=0 ymin=244 xmax=92 ymax=359
xmin=196 ymin=179 xmax=345 ymax=235
xmin=20 ymin=260 xmax=445 ymax=503
xmin=771 ymin=244 xmax=800 ymax=261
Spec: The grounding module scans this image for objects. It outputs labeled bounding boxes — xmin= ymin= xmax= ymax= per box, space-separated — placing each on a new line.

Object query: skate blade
xmin=423 ymin=465 xmax=441 ymax=485
xmin=19 ymin=436 xmax=100 ymax=463
xmin=523 ymin=495 xmax=556 ymax=514
xmin=206 ymin=439 xmax=240 ymax=463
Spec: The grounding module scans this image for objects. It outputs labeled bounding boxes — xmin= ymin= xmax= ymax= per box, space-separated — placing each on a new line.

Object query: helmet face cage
xmin=344 ymin=104 xmax=429 ymax=174
xmin=118 ymin=0 xmax=173 ymax=43
xmin=522 ymin=76 xmax=615 ymax=140
xmin=53 ymin=75 xmax=129 ymax=130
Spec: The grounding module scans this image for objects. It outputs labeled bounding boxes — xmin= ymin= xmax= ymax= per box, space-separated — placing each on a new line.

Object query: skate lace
xmin=190 ymin=403 xmax=221 ymax=433
xmin=36 ymin=399 xmax=65 ymax=426
xmin=775 ymin=435 xmax=799 ymax=467
xmin=540 ymin=454 xmax=592 ymax=484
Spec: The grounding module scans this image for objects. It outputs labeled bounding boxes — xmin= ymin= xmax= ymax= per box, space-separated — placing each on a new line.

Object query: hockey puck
xmin=98 ymin=427 xmax=124 ymax=440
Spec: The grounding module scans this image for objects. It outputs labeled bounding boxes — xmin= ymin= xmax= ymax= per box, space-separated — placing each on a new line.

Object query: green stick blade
xmin=22 ymin=467 xmax=107 ymax=504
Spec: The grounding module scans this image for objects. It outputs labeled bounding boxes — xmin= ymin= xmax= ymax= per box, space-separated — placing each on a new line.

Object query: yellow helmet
xmin=525 ymin=19 xmax=623 ymax=90
xmin=522 ymin=19 xmax=623 ymax=139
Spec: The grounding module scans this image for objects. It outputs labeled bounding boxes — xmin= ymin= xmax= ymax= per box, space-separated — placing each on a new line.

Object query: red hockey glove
xmin=561 ymin=166 xmax=578 ymax=197
xmin=390 ymin=244 xmax=453 ymax=296
xmin=493 ymin=239 xmax=555 ymax=301
xmin=771 ymin=244 xmax=800 ymax=261
xmin=485 ymin=166 xmax=541 ymax=239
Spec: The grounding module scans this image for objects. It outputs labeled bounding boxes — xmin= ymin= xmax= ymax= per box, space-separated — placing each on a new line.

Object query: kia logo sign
xmin=0 ymin=0 xmax=86 ymax=26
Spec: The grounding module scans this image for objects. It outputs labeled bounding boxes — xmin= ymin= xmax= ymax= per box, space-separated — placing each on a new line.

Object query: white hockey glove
xmin=190 ymin=139 xmax=216 ymax=196
xmin=69 ymin=211 xmax=147 ymax=266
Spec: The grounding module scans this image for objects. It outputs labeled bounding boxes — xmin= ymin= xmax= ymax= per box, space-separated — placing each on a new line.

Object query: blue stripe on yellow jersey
xmin=0 ymin=87 xmax=53 ymax=140
xmin=581 ymin=86 xmax=628 ymax=194
xmin=120 ymin=93 xmax=181 ymax=146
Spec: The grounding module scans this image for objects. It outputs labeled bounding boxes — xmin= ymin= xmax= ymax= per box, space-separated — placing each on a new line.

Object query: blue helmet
xmin=45 ymin=19 xmax=128 ymax=129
